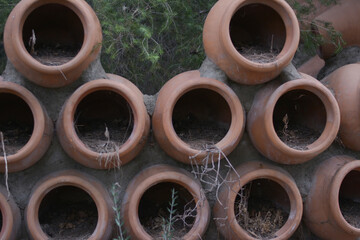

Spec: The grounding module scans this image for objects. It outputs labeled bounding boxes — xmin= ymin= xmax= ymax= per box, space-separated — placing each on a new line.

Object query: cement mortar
xmin=1 ymin=55 xmax=359 ymax=240
xmin=317 ymin=46 xmax=360 ymax=80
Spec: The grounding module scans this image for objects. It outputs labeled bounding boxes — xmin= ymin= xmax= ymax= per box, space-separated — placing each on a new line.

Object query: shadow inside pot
xmin=0 ymin=93 xmax=34 ymax=156
xmin=230 ymin=3 xmax=286 ymax=63
xmin=172 ymin=89 xmax=231 ymax=150
xmin=22 ymin=3 xmax=84 ymax=66
xmin=234 ymin=178 xmax=290 ymax=239
xmin=138 ymin=182 xmax=197 ymax=239
xmin=339 ymin=169 xmax=360 ymax=229
xmin=75 ymin=90 xmax=134 ymax=154
xmin=38 ymin=186 xmax=98 ymax=239
xmin=273 ymin=89 xmax=326 ymax=150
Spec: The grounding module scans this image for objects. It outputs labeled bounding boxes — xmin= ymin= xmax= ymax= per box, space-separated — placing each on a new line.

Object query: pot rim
xmin=11 ymin=0 xmax=100 ymax=73
xmin=263 ymin=77 xmax=340 ymax=159
xmin=329 ymin=160 xmax=360 ymax=234
xmin=226 ymin=168 xmax=303 ymax=239
xmin=0 ymin=190 xmax=15 ymax=239
xmin=220 ymin=0 xmax=300 ymax=72
xmin=125 ymin=164 xmax=210 ymax=240
xmin=60 ymin=78 xmax=148 ymax=168
xmin=158 ymin=71 xmax=245 ymax=163
xmin=26 ymin=170 xmax=112 ymax=240
xmin=0 ymin=81 xmax=49 ymax=168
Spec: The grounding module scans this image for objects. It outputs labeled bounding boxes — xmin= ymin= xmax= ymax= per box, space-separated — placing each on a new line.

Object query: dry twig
xmin=0 ymin=132 xmax=10 ymax=199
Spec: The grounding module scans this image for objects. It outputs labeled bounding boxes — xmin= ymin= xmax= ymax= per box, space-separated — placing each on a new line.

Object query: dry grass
xmin=235 ymin=183 xmax=287 ymax=239
xmin=0 ymin=131 xmax=10 ymax=198
xmin=190 ymin=145 xmax=240 ymax=206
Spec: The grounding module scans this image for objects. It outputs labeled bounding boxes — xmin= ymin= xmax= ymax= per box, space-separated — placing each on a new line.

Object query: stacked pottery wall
xmin=0 ymin=0 xmax=360 ymax=239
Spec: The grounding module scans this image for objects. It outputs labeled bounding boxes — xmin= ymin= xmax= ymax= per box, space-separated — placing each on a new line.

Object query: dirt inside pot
xmin=235 ymin=179 xmax=290 ymax=239
xmin=22 ymin=4 xmax=84 ymax=66
xmin=230 ymin=4 xmax=286 ymax=63
xmin=172 ymin=89 xmax=231 ymax=150
xmin=0 ymin=93 xmax=33 ymax=155
xmin=75 ymin=90 xmax=133 ymax=157
xmin=138 ymin=182 xmax=196 ymax=239
xmin=38 ymin=186 xmax=98 ymax=240
xmin=339 ymin=170 xmax=360 ymax=228
xmin=273 ymin=89 xmax=326 ymax=150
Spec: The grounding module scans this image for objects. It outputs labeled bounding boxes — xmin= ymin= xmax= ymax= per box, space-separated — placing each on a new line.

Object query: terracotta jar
xmin=0 ymin=186 xmax=21 ymax=240
xmin=247 ymin=74 xmax=340 ymax=164
xmin=313 ymin=0 xmax=360 ymax=59
xmin=0 ymin=80 xmax=53 ymax=172
xmin=26 ymin=170 xmax=114 ymax=240
xmin=57 ymin=74 xmax=150 ymax=169
xmin=304 ymin=155 xmax=360 ymax=240
xmin=322 ymin=64 xmax=360 ymax=151
xmin=152 ymin=70 xmax=245 ymax=164
xmin=203 ymin=0 xmax=299 ymax=84
xmin=213 ymin=161 xmax=303 ymax=240
xmin=298 ymin=55 xmax=325 ymax=78
xmin=122 ymin=164 xmax=210 ymax=240
xmin=4 ymin=0 xmax=102 ymax=88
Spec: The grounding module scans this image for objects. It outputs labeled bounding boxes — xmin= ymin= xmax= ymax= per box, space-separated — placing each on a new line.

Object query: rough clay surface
xmin=1 ymin=55 xmax=360 ymax=240
xmin=317 ymin=46 xmax=360 ymax=80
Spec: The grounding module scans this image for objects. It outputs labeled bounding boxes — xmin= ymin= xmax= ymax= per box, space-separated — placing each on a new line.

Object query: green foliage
xmin=88 ymin=0 xmax=215 ymax=93
xmin=0 ymin=0 xmax=347 ymax=89
xmin=0 ymin=0 xmax=18 ymax=72
xmin=162 ymin=188 xmax=178 ymax=240
xmin=111 ymin=183 xmax=130 ymax=240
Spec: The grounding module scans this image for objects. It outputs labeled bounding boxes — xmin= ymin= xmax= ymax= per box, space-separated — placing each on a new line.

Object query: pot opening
xmin=38 ymin=186 xmax=98 ymax=239
xmin=0 ymin=93 xmax=33 ymax=156
xmin=138 ymin=182 xmax=197 ymax=239
xmin=273 ymin=89 xmax=326 ymax=150
xmin=22 ymin=4 xmax=84 ymax=66
xmin=339 ymin=170 xmax=360 ymax=229
xmin=172 ymin=89 xmax=231 ymax=150
xmin=75 ymin=90 xmax=134 ymax=154
xmin=235 ymin=178 xmax=290 ymax=239
xmin=230 ymin=3 xmax=286 ymax=63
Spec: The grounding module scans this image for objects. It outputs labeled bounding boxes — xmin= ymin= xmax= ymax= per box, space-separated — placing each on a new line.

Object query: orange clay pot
xmin=312 ymin=0 xmax=360 ymax=59
xmin=304 ymin=155 xmax=360 ymax=240
xmin=0 ymin=80 xmax=53 ymax=172
xmin=213 ymin=161 xmax=303 ymax=240
xmin=57 ymin=74 xmax=150 ymax=169
xmin=0 ymin=186 xmax=21 ymax=240
xmin=4 ymin=0 xmax=102 ymax=88
xmin=298 ymin=55 xmax=325 ymax=78
xmin=247 ymin=74 xmax=340 ymax=164
xmin=322 ymin=64 xmax=360 ymax=151
xmin=26 ymin=170 xmax=114 ymax=240
xmin=122 ymin=164 xmax=210 ymax=240
xmin=203 ymin=0 xmax=299 ymax=85
xmin=152 ymin=70 xmax=245 ymax=164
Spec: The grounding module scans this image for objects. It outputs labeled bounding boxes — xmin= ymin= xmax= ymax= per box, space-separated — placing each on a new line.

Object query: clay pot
xmin=203 ymin=0 xmax=299 ymax=85
xmin=304 ymin=155 xmax=360 ymax=240
xmin=57 ymin=74 xmax=150 ymax=169
xmin=152 ymin=70 xmax=245 ymax=164
xmin=213 ymin=161 xmax=303 ymax=240
xmin=26 ymin=170 xmax=114 ymax=240
xmin=312 ymin=0 xmax=360 ymax=59
xmin=298 ymin=55 xmax=325 ymax=78
xmin=322 ymin=64 xmax=360 ymax=151
xmin=0 ymin=186 xmax=21 ymax=240
xmin=0 ymin=80 xmax=53 ymax=172
xmin=4 ymin=0 xmax=102 ymax=88
xmin=247 ymin=74 xmax=340 ymax=164
xmin=122 ymin=164 xmax=210 ymax=240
